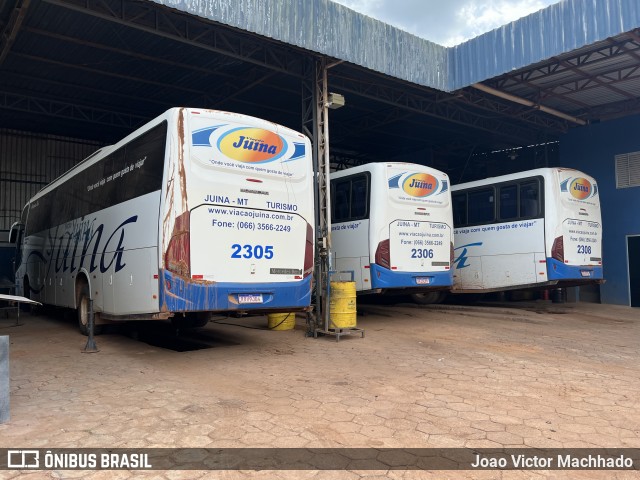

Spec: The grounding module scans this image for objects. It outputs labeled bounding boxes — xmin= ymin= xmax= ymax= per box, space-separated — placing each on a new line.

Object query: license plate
xmin=238 ymin=294 xmax=263 ymax=304
xmin=580 ymin=270 xmax=592 ymax=278
xmin=416 ymin=277 xmax=431 ymax=285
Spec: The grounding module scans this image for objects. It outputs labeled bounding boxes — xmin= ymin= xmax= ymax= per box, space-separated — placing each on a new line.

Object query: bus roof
xmin=451 ymin=167 xmax=593 ymax=191
xmin=331 ymin=162 xmax=449 ymax=179
xmin=26 ymin=107 xmax=308 ymax=204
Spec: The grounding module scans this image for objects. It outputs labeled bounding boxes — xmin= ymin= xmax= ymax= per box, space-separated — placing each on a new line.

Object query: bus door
xmin=480 ymin=181 xmax=544 ymax=289
xmin=331 ymin=175 xmax=370 ymax=292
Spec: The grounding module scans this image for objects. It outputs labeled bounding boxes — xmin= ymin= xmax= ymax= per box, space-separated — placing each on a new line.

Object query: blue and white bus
xmin=330 ymin=163 xmax=453 ymax=303
xmin=12 ymin=108 xmax=314 ymax=333
xmin=451 ymin=167 xmax=603 ymax=293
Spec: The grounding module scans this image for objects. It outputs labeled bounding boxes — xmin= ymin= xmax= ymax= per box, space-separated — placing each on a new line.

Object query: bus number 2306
xmin=411 ymin=248 xmax=434 ymax=259
xmin=231 ymin=244 xmax=274 ymax=259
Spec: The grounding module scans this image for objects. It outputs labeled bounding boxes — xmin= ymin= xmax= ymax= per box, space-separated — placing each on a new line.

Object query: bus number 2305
xmin=231 ymin=244 xmax=274 ymax=259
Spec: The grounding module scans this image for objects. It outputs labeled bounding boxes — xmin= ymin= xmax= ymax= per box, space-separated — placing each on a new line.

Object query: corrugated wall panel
xmin=152 ymin=0 xmax=640 ymax=93
xmin=450 ymin=0 xmax=640 ymax=90
xmin=152 ymin=0 xmax=448 ymax=91
xmin=0 ymin=130 xmax=102 ymax=233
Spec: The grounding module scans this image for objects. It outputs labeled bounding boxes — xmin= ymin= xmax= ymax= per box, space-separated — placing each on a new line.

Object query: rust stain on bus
xmin=162 ymin=108 xmax=188 ymax=266
xmin=162 ymin=175 xmax=175 ymax=265
xmin=159 ymin=273 xmax=219 ymax=313
xmin=177 ymin=108 xmax=188 ymax=212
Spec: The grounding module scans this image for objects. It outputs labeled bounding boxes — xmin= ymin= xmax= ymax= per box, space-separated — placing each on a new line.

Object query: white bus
xmin=12 ymin=108 xmax=314 ymax=334
xmin=330 ymin=163 xmax=453 ymax=303
xmin=451 ymin=167 xmax=603 ymax=293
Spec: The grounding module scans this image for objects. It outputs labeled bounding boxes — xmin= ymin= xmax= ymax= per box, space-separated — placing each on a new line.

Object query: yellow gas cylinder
xmin=329 ymin=281 xmax=357 ymax=328
xmin=267 ymin=312 xmax=296 ymax=330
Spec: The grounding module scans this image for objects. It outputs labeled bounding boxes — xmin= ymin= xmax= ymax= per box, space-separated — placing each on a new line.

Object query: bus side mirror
xmin=8 ymin=222 xmax=24 ymax=244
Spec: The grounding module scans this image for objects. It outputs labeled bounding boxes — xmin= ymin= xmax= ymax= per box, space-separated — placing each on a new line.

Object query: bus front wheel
xmin=21 ymin=276 xmax=33 ymax=312
xmin=77 ymin=282 xmax=102 ymax=336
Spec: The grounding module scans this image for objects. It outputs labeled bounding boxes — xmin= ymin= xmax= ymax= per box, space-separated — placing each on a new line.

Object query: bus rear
xmin=161 ymin=108 xmax=314 ymax=313
xmin=546 ymin=169 xmax=603 ymax=283
xmin=370 ymin=164 xmax=453 ymax=291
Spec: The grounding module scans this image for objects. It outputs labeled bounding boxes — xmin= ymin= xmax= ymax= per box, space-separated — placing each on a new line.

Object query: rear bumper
xmin=158 ymin=269 xmax=312 ymax=312
xmin=546 ymin=258 xmax=603 ymax=281
xmin=369 ymin=264 xmax=453 ymax=290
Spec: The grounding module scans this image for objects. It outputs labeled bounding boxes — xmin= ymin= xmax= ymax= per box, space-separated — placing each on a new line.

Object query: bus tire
xmin=178 ymin=312 xmax=211 ymax=329
xmin=192 ymin=313 xmax=210 ymax=328
xmin=77 ymin=281 xmax=102 ymax=336
xmin=21 ymin=276 xmax=33 ymax=312
xmin=410 ymin=291 xmax=444 ymax=305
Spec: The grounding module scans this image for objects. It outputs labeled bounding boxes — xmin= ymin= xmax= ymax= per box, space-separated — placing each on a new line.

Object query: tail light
xmin=551 ymin=235 xmax=564 ymax=263
xmin=303 ymin=222 xmax=314 ymax=278
xmin=165 ymin=211 xmax=191 ymax=277
xmin=375 ymin=239 xmax=390 ymax=269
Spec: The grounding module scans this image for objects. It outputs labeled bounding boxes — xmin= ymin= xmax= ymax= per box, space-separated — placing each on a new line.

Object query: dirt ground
xmin=0 ymin=299 xmax=639 ymax=479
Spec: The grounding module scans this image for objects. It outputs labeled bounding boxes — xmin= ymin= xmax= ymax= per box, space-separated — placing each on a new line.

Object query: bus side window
xmin=520 ymin=181 xmax=539 ymax=218
xmin=467 ymin=188 xmax=494 ymax=225
xmin=351 ymin=177 xmax=368 ymax=219
xmin=452 ymin=193 xmax=467 ymax=227
xmin=333 ymin=180 xmax=350 ymax=223
xmin=499 ymin=184 xmax=518 ymax=220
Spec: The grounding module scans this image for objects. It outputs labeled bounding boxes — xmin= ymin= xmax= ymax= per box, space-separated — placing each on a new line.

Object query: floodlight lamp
xmin=327 ymin=93 xmax=345 ymax=109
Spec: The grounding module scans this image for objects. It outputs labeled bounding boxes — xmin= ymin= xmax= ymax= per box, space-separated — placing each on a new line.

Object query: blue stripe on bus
xmin=387 ymin=173 xmax=403 ymax=188
xmin=546 ymin=258 xmax=603 ymax=280
xmin=284 ymin=142 xmax=306 ymax=161
xmin=158 ymin=270 xmax=312 ymax=311
xmin=191 ymin=126 xmax=223 ymax=146
xmin=369 ymin=264 xmax=453 ymax=289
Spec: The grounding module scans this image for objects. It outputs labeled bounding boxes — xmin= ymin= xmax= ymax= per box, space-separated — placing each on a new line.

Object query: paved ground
xmin=0 ymin=299 xmax=639 ymax=479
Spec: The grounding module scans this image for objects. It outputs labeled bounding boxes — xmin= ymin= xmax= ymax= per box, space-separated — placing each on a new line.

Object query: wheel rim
xmin=79 ymin=295 xmax=89 ymax=327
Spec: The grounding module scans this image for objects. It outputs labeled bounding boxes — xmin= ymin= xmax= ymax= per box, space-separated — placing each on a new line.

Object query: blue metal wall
xmin=560 ymin=114 xmax=640 ymax=305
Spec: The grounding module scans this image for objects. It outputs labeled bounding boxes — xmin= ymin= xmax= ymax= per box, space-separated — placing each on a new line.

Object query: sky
xmin=331 ymin=0 xmax=562 ymax=47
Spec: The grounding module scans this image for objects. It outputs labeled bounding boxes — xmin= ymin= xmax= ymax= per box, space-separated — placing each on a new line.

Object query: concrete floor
xmin=0 ymin=300 xmax=639 ymax=479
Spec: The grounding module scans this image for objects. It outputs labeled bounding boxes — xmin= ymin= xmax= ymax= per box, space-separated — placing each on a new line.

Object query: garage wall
xmin=559 ymin=114 xmax=640 ymax=306
xmin=0 ymin=130 xmax=102 ymax=237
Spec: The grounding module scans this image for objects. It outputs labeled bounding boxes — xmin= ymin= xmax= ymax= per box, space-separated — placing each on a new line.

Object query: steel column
xmin=0 ymin=335 xmax=8 ymax=423
xmin=302 ymin=58 xmax=331 ymax=331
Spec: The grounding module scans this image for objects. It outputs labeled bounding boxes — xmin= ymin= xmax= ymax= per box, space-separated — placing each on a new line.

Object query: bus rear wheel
xmin=410 ymin=291 xmax=445 ymax=305
xmin=173 ymin=312 xmax=210 ymax=329
xmin=77 ymin=282 xmax=102 ymax=336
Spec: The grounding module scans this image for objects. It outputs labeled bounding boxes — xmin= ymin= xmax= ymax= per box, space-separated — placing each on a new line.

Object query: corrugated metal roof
xmin=153 ymin=0 xmax=640 ymax=93
xmin=152 ymin=0 xmax=449 ymax=90
xmin=1 ymin=0 xmax=639 ymax=162
xmin=450 ymin=0 xmax=640 ymax=90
